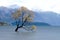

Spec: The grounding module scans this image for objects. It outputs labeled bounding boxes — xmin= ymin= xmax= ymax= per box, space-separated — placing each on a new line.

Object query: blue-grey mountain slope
xmin=0 ymin=5 xmax=60 ymax=26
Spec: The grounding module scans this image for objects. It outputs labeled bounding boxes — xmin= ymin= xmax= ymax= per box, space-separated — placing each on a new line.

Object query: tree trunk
xmin=15 ymin=25 xmax=23 ymax=32
xmin=15 ymin=27 xmax=19 ymax=32
xmin=15 ymin=18 xmax=27 ymax=32
xmin=15 ymin=24 xmax=20 ymax=32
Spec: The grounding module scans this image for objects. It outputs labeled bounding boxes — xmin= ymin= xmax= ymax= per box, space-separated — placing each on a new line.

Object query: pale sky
xmin=0 ymin=0 xmax=60 ymax=13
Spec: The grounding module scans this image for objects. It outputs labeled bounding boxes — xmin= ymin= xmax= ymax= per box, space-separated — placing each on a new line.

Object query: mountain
xmin=11 ymin=21 xmax=51 ymax=26
xmin=0 ymin=6 xmax=15 ymax=23
xmin=34 ymin=11 xmax=60 ymax=26
xmin=28 ymin=22 xmax=51 ymax=26
xmin=0 ymin=6 xmax=60 ymax=26
xmin=8 ymin=4 xmax=20 ymax=9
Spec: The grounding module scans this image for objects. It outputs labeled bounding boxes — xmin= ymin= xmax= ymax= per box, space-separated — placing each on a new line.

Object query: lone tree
xmin=12 ymin=6 xmax=34 ymax=32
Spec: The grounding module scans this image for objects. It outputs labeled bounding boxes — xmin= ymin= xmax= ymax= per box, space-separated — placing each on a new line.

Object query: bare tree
xmin=12 ymin=6 xmax=34 ymax=32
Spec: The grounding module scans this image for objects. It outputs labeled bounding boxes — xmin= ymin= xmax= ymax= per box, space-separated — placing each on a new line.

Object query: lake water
xmin=0 ymin=26 xmax=60 ymax=40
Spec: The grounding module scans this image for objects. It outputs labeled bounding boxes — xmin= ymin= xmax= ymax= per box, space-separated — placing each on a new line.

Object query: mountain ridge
xmin=0 ymin=6 xmax=60 ymax=26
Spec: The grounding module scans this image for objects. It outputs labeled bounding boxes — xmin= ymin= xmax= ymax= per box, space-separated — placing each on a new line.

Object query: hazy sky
xmin=0 ymin=0 xmax=60 ymax=13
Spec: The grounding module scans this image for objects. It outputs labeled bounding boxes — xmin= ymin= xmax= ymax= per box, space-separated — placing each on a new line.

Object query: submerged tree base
xmin=15 ymin=27 xmax=18 ymax=32
xmin=15 ymin=25 xmax=23 ymax=32
xmin=15 ymin=25 xmax=36 ymax=32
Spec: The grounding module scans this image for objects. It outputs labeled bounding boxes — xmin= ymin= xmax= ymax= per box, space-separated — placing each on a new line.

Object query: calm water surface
xmin=0 ymin=26 xmax=60 ymax=40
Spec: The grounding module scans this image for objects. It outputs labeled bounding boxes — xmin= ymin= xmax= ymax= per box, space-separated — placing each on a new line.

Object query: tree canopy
xmin=12 ymin=6 xmax=34 ymax=32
